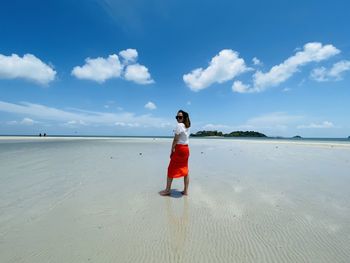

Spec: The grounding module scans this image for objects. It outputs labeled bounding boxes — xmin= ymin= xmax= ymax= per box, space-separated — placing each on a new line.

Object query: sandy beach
xmin=0 ymin=137 xmax=350 ymax=263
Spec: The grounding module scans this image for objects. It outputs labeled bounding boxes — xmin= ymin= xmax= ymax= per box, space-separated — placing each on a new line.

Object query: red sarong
xmin=167 ymin=144 xmax=189 ymax=178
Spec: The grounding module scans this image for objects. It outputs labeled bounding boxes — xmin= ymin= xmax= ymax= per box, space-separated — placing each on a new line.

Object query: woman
xmin=160 ymin=110 xmax=191 ymax=196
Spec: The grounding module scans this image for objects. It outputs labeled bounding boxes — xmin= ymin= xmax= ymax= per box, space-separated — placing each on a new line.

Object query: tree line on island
xmin=190 ymin=131 xmax=350 ymax=139
xmin=190 ymin=130 xmax=267 ymax=137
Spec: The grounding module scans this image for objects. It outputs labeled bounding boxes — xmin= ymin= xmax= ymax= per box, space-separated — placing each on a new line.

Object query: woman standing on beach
xmin=160 ymin=110 xmax=191 ymax=196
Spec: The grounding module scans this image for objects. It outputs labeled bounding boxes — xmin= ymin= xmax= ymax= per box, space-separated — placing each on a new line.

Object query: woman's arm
xmin=170 ymin=134 xmax=180 ymax=156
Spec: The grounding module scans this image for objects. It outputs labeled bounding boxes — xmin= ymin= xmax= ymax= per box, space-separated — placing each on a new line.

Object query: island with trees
xmin=190 ymin=130 xmax=267 ymax=138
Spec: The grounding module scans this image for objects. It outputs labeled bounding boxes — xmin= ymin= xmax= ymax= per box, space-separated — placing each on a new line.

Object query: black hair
xmin=178 ymin=110 xmax=191 ymax=128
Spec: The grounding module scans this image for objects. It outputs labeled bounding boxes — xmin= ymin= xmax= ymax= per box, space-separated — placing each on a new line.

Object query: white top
xmin=174 ymin=123 xmax=190 ymax=145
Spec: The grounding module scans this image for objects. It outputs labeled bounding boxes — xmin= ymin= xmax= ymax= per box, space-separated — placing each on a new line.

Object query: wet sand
xmin=0 ymin=137 xmax=350 ymax=262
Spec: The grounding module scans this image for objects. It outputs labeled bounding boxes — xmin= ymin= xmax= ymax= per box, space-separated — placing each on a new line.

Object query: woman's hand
xmin=170 ymin=148 xmax=175 ymax=158
xmin=170 ymin=135 xmax=178 ymax=158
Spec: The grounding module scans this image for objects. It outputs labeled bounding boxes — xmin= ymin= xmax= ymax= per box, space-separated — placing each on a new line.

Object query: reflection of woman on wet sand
xmin=165 ymin=197 xmax=189 ymax=254
xmin=160 ymin=110 xmax=191 ymax=196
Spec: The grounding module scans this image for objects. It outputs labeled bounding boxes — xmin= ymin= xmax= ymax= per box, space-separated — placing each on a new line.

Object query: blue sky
xmin=1 ymin=0 xmax=350 ymax=137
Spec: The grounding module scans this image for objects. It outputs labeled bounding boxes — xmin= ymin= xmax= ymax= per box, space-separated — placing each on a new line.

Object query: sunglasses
xmin=175 ymin=115 xmax=183 ymax=120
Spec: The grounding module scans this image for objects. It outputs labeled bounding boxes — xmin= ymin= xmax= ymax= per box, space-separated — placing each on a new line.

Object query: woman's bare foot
xmin=159 ymin=190 xmax=171 ymax=196
xmin=181 ymin=191 xmax=188 ymax=196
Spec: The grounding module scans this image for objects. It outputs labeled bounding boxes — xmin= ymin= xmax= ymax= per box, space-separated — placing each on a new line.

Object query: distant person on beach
xmin=160 ymin=110 xmax=191 ymax=196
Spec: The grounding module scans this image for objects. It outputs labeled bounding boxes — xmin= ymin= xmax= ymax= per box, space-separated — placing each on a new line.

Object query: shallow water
xmin=0 ymin=137 xmax=350 ymax=262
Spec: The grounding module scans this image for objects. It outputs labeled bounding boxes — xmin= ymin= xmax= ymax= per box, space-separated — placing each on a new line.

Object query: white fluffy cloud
xmin=124 ymin=63 xmax=154 ymax=84
xmin=72 ymin=49 xmax=153 ymax=84
xmin=64 ymin=120 xmax=87 ymax=126
xmin=232 ymin=81 xmax=252 ymax=93
xmin=233 ymin=42 xmax=340 ymax=93
xmin=71 ymin=54 xmax=122 ymax=83
xmin=183 ymin=49 xmax=250 ymax=91
xmin=119 ymin=49 xmax=138 ymax=64
xmin=21 ymin=117 xmax=36 ymax=125
xmin=0 ymin=53 xmax=56 ymax=85
xmin=144 ymin=101 xmax=156 ymax=110
xmin=311 ymin=60 xmax=350 ymax=82
xmin=252 ymin=57 xmax=262 ymax=66
xmin=297 ymin=121 xmax=334 ymax=129
xmin=254 ymin=42 xmax=339 ymax=91
xmin=6 ymin=117 xmax=37 ymax=125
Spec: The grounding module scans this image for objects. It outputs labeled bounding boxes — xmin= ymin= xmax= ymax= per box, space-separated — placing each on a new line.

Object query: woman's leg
xmin=166 ymin=177 xmax=173 ymax=191
xmin=160 ymin=177 xmax=173 ymax=196
xmin=182 ymin=175 xmax=189 ymax=195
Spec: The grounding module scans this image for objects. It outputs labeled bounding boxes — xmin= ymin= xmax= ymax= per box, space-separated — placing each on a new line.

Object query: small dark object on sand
xmin=201 ymin=151 xmax=204 ymax=154
xmin=139 ymin=152 xmax=142 ymax=155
